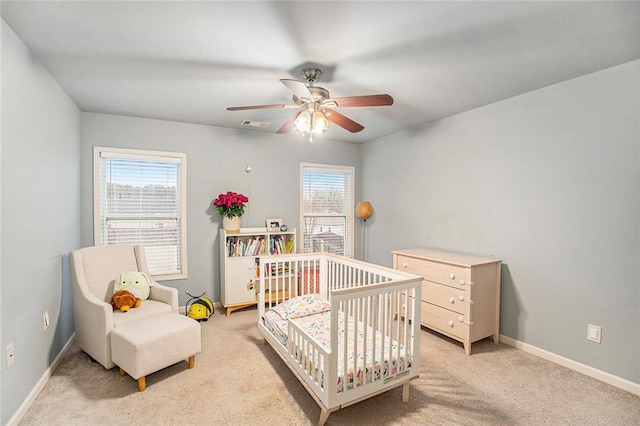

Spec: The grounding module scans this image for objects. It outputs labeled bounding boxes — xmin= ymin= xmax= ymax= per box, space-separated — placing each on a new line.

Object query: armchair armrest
xmin=75 ymin=287 xmax=114 ymax=331
xmin=70 ymin=261 xmax=116 ymax=368
xmin=71 ymin=258 xmax=115 ymax=331
xmin=149 ymin=281 xmax=179 ymax=313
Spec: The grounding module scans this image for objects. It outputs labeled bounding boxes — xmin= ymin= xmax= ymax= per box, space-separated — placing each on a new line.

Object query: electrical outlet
xmin=44 ymin=311 xmax=50 ymax=331
xmin=587 ymin=324 xmax=602 ymax=343
xmin=7 ymin=343 xmax=15 ymax=368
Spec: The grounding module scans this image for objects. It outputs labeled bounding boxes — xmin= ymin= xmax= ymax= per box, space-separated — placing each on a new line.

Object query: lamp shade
xmin=356 ymin=201 xmax=373 ymax=220
xmin=312 ymin=111 xmax=329 ymax=134
xmin=294 ymin=110 xmax=311 ymax=133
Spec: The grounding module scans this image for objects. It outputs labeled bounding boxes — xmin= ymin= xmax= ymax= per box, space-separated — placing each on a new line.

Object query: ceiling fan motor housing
xmin=301 ymin=68 xmax=322 ymax=84
xmin=293 ymin=86 xmax=330 ymax=105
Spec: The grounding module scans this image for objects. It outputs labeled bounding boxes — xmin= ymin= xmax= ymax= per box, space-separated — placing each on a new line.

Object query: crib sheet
xmin=263 ymin=309 xmax=410 ymax=392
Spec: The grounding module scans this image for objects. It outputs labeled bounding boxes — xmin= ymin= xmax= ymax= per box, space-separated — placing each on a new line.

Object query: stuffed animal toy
xmin=187 ymin=297 xmax=214 ymax=321
xmin=110 ymin=290 xmax=141 ymax=312
xmin=113 ymin=271 xmax=153 ymax=300
xmin=185 ymin=290 xmax=214 ymax=321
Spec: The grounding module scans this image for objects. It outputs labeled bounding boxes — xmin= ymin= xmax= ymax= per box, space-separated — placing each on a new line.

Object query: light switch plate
xmin=587 ymin=324 xmax=602 ymax=343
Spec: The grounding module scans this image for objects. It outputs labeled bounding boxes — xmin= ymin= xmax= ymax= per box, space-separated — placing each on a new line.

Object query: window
xmin=300 ymin=163 xmax=354 ymax=257
xmin=94 ymin=147 xmax=187 ymax=280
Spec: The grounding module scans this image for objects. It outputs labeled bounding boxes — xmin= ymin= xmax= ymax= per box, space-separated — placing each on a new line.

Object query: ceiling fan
xmin=226 ymin=68 xmax=394 ymax=141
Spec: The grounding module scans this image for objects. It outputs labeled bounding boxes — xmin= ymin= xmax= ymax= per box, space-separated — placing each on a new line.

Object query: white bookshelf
xmin=219 ymin=227 xmax=296 ymax=316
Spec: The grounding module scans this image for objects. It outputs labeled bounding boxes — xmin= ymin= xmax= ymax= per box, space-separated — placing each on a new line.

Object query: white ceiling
xmin=2 ymin=1 xmax=639 ymax=143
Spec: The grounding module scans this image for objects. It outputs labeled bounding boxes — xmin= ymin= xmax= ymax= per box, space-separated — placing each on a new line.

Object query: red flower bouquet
xmin=213 ymin=191 xmax=249 ymax=218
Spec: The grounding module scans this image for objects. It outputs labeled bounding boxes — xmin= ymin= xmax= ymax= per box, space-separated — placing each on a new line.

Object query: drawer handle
xmin=449 ymin=297 xmax=455 ymax=304
xmin=402 ymin=263 xmax=408 ymax=269
xmin=459 ymin=295 xmax=474 ymax=304
xmin=458 ymin=316 xmax=464 ymax=323
xmin=449 ymin=273 xmax=455 ymax=279
xmin=447 ymin=320 xmax=454 ymax=327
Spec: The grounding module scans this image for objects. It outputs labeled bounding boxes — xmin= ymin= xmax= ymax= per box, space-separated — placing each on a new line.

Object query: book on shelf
xmin=270 ymin=235 xmax=292 ymax=255
xmin=226 ymin=235 xmax=267 ymax=257
xmin=285 ymin=240 xmax=294 ymax=254
xmin=246 ymin=236 xmax=257 ymax=256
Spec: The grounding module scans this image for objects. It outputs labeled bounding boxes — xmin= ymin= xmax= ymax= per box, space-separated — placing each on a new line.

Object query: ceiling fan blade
xmin=227 ymin=103 xmax=297 ymax=111
xmin=280 ymin=79 xmax=314 ymax=100
xmin=328 ymin=94 xmax=394 ymax=108
xmin=323 ymin=108 xmax=364 ymax=133
xmin=276 ymin=111 xmax=301 ymax=134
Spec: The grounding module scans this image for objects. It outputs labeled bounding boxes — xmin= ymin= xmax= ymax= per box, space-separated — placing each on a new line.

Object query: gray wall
xmin=361 ymin=60 xmax=639 ymax=384
xmin=81 ymin=113 xmax=361 ymax=304
xmin=1 ymin=20 xmax=81 ymax=424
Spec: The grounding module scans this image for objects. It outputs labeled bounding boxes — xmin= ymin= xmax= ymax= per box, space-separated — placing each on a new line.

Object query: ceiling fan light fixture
xmin=294 ymin=110 xmax=311 ymax=133
xmin=312 ymin=111 xmax=329 ymax=134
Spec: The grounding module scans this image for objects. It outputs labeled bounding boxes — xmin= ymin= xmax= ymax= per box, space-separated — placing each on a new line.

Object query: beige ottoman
xmin=110 ymin=313 xmax=201 ymax=391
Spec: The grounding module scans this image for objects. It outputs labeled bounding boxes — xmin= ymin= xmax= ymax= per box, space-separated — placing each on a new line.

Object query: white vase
xmin=223 ymin=216 xmax=241 ymax=234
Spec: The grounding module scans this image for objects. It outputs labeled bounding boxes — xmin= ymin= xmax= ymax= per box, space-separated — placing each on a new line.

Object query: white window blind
xmin=94 ymin=147 xmax=187 ymax=280
xmin=300 ymin=163 xmax=354 ymax=257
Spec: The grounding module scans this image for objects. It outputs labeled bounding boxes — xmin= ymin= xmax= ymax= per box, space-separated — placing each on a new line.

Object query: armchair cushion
xmin=113 ymin=300 xmax=173 ymax=327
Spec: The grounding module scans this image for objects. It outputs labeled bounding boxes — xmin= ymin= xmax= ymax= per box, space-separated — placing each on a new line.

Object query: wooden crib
xmin=257 ymin=253 xmax=422 ymax=425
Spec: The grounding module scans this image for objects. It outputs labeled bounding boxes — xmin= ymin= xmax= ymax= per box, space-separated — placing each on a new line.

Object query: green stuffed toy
xmin=113 ymin=271 xmax=153 ymax=300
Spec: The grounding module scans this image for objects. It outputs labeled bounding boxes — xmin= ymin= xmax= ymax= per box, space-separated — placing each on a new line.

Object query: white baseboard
xmin=6 ymin=333 xmax=76 ymax=426
xmin=500 ymin=334 xmax=640 ymax=397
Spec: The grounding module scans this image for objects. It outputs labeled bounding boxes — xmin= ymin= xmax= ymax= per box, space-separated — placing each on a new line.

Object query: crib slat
xmin=403 ymin=290 xmax=410 ymax=369
xmin=395 ymin=291 xmax=402 ymax=371
xmin=343 ymin=301 xmax=348 ymax=392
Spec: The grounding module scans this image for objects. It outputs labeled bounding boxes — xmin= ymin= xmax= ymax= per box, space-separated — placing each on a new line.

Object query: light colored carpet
xmin=19 ymin=307 xmax=640 ymax=425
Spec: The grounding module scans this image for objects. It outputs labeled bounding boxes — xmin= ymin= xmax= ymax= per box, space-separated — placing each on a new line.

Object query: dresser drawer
xmin=397 ymin=255 xmax=469 ymax=288
xmin=423 ymin=280 xmax=466 ymax=314
xmin=422 ymin=302 xmax=464 ymax=339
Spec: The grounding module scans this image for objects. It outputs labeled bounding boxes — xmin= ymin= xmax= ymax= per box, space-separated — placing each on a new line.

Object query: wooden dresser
xmin=392 ymin=248 xmax=502 ymax=355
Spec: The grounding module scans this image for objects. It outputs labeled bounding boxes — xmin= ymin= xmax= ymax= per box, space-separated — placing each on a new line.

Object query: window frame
xmin=93 ymin=146 xmax=188 ymax=281
xmin=299 ymin=162 xmax=355 ymax=258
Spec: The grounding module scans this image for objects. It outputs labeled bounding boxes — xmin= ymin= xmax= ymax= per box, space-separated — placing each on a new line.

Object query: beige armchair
xmin=70 ymin=245 xmax=179 ymax=369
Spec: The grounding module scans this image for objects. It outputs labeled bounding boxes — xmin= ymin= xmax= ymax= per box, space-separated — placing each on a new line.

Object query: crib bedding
xmin=263 ymin=309 xmax=289 ymax=346
xmin=263 ymin=308 xmax=410 ymax=392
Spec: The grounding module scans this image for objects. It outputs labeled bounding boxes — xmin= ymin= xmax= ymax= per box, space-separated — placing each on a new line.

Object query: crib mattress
xmin=263 ymin=309 xmax=410 ymax=392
